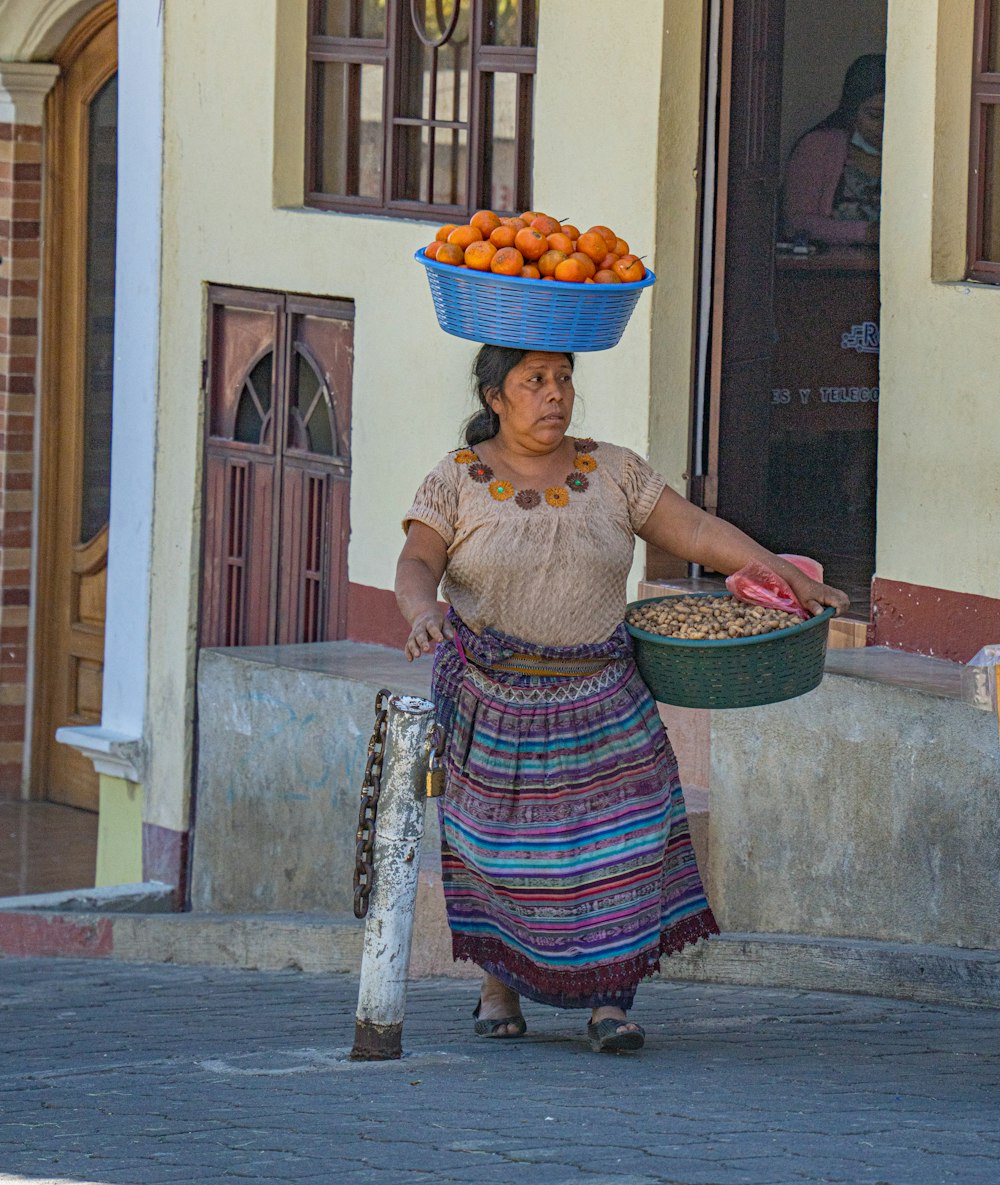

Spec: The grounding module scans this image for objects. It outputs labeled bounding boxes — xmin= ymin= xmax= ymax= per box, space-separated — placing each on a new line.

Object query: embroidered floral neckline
xmin=454 ymin=438 xmax=598 ymax=509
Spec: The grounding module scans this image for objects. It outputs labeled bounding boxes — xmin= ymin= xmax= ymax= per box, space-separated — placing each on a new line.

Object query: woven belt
xmin=484 ymin=653 xmax=611 ymax=678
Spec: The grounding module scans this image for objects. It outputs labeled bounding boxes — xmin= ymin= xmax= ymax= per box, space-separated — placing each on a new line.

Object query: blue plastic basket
xmin=415 ymin=250 xmax=656 ymax=351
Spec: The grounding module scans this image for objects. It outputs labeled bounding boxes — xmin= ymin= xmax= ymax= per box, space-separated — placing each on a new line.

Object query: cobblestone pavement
xmin=1 ymin=957 xmax=998 ymax=1184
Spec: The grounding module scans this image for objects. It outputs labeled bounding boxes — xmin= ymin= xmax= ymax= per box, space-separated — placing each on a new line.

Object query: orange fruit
xmin=569 ymin=251 xmax=597 ymax=278
xmin=436 ymin=242 xmax=465 ymax=266
xmin=538 ymin=249 xmax=568 ymax=277
xmin=554 ymin=257 xmax=589 ymax=282
xmin=520 ymin=265 xmax=541 ymax=279
xmin=576 ymin=232 xmax=608 ymax=264
xmin=470 ymin=209 xmax=502 ymax=236
xmin=546 ymin=232 xmax=574 ymax=255
xmin=612 ymin=254 xmax=646 ymax=282
xmin=593 ymin=269 xmax=622 ymax=283
xmin=501 ymin=216 xmax=527 ymax=231
xmin=615 ymin=237 xmax=629 ymax=255
xmin=464 ymin=240 xmax=498 ymax=271
xmin=448 ymin=224 xmax=483 ymax=249
xmin=491 ymin=246 xmax=525 ymax=274
xmin=587 ymin=224 xmax=618 ymax=252
xmin=490 ymin=225 xmax=517 ymax=249
xmin=436 ymin=223 xmax=457 ymax=242
xmin=424 ymin=241 xmax=442 ymax=259
xmin=514 ymin=227 xmax=548 ymax=261
xmin=599 ymin=252 xmax=621 ymax=270
xmin=530 ymin=214 xmax=562 ymax=236
xmin=560 ymin=223 xmax=580 ymax=240
xmin=520 ymin=210 xmax=541 ymax=225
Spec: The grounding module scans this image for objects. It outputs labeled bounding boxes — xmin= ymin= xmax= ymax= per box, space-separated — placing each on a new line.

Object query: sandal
xmin=587 ymin=1017 xmax=645 ymax=1053
xmin=472 ymin=999 xmax=527 ymax=1039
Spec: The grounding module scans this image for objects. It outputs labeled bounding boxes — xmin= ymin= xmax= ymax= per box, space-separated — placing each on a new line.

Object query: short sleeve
xmin=402 ymin=461 xmax=459 ymax=546
xmin=620 ymin=448 xmax=667 ymax=532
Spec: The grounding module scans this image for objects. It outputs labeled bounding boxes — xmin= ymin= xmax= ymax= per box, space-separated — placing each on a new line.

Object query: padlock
xmin=425 ymin=749 xmax=445 ymax=798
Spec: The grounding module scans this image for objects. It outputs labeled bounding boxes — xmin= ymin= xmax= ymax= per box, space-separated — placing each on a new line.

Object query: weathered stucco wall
xmin=709 ymin=673 xmax=999 ymax=949
xmin=878 ymin=0 xmax=999 ymax=600
xmin=148 ymin=0 xmax=668 ymax=827
xmin=0 ymin=0 xmax=103 ymax=60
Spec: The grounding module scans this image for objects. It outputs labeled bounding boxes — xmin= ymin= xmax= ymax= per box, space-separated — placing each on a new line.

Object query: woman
xmin=396 ymin=347 xmax=848 ymax=1052
xmin=783 ymin=54 xmax=885 ymax=246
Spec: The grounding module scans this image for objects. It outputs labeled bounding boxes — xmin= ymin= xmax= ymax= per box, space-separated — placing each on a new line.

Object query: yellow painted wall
xmin=878 ymin=0 xmax=999 ymax=597
xmin=649 ymin=1 xmax=707 ymax=491
xmin=147 ymin=0 xmax=669 ymax=828
xmin=95 ymin=774 xmax=143 ymax=886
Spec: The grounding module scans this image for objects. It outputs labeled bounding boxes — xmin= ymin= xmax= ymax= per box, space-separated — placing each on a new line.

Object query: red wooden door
xmin=711 ymin=0 xmax=786 ymax=543
xmin=200 ymin=288 xmax=353 ymax=647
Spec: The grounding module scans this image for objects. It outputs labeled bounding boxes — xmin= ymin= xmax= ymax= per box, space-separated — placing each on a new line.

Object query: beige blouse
xmin=402 ymin=440 xmax=666 ymax=647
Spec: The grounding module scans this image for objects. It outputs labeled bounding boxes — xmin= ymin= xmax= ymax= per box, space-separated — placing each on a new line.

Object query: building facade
xmin=2 ymin=0 xmax=997 ymax=905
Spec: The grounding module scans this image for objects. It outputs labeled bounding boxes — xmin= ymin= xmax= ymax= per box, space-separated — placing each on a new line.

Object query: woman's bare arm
xmin=637 ymin=485 xmax=851 ymax=617
xmin=395 ymin=522 xmax=456 ymax=660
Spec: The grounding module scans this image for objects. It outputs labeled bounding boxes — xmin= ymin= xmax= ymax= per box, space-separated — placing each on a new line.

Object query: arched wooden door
xmin=33 ymin=3 xmax=117 ymax=810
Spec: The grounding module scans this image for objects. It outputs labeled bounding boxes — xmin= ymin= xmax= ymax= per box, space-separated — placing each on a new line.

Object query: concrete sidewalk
xmin=0 ymin=958 xmax=997 ymax=1184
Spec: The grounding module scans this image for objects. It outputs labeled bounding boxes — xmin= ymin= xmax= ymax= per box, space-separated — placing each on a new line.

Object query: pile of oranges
xmin=423 ymin=208 xmax=647 ymax=284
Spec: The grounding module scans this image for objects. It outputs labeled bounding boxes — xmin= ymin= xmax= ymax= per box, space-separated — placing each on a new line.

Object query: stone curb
xmin=0 ymin=909 xmax=363 ymax=971
xmin=2 ymin=908 xmax=999 ymax=1009
xmin=656 ymin=931 xmax=1000 ymax=1008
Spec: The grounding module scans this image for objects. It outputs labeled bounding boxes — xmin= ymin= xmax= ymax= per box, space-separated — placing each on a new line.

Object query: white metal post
xmin=351 ymin=694 xmax=435 ymax=1060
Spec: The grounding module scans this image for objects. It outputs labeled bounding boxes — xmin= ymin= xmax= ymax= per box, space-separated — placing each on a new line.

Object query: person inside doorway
xmin=782 ymin=53 xmax=885 ymax=246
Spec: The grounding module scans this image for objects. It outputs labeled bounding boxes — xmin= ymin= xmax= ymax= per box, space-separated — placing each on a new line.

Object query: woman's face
xmin=488 ymin=351 xmax=576 ymax=451
xmin=854 ymin=91 xmax=884 ymax=150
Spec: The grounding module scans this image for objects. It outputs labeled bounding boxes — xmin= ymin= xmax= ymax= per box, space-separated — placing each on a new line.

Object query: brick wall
xmin=0 ymin=121 xmax=42 ymax=798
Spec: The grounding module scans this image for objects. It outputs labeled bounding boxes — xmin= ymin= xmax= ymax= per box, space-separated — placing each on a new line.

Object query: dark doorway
xmin=705 ymin=0 xmax=887 ymax=613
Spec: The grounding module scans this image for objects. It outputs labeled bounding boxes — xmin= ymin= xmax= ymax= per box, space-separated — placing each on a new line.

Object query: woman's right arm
xmin=783 ymin=130 xmax=873 ymax=245
xmin=395 ymin=521 xmax=455 ymax=661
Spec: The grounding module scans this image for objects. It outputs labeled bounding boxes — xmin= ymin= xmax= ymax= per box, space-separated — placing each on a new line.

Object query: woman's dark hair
xmin=815 ymin=54 xmax=886 ymax=132
xmin=463 ymin=345 xmax=575 ymax=447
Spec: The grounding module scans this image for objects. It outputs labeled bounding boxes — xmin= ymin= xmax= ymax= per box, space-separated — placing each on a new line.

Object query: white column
xmin=0 ymin=62 xmax=60 ymax=126
xmin=57 ymin=1 xmax=163 ymax=775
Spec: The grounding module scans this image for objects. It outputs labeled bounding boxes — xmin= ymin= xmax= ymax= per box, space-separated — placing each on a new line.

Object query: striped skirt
xmin=432 ymin=613 xmax=719 ymax=1010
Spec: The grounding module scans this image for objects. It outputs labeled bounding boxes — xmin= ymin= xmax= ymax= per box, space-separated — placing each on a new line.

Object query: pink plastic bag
xmin=725 ymin=554 xmax=822 ymax=620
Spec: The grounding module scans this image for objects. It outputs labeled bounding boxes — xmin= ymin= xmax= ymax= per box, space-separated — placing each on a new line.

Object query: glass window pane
xmin=290 ymin=352 xmax=335 ymax=456
xmin=395 ymin=124 xmax=468 ymax=207
xmin=483 ymin=0 xmax=534 ymax=46
xmin=982 ymin=105 xmax=1000 ymax=261
xmin=988 ymin=4 xmax=1000 ymax=72
xmin=482 ymin=71 xmax=520 ymax=212
xmin=314 ymin=61 xmax=384 ymax=198
xmin=433 ymin=126 xmax=468 ymax=206
xmin=397 ymin=7 xmax=470 ymax=123
xmin=81 ymin=74 xmax=117 ymax=544
xmin=317 ymin=0 xmax=386 ymax=39
xmin=235 ymin=353 xmax=273 ymax=444
xmin=408 ymin=0 xmax=471 ymax=51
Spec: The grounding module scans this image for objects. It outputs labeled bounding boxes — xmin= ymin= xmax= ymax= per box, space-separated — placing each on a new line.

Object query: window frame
xmin=968 ymin=0 xmax=1000 ymax=282
xmin=304 ymin=0 xmax=537 ymax=220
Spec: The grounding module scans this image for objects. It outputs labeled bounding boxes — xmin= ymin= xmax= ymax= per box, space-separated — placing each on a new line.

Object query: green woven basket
xmin=625 ymin=592 xmax=835 ymax=709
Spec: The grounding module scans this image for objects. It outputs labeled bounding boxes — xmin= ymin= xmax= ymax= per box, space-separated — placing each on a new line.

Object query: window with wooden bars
xmin=200 ymin=288 xmax=354 ymax=649
xmin=305 ymin=0 xmax=537 ymax=219
xmin=968 ymin=0 xmax=1000 ymax=281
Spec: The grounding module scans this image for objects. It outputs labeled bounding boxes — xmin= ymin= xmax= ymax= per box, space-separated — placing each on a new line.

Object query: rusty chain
xmin=353 ymin=689 xmax=389 ymax=919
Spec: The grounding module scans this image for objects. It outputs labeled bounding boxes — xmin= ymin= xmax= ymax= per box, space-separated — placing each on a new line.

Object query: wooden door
xmin=200 ymin=288 xmax=353 ymax=648
xmin=33 ymin=4 xmax=117 ymax=810
xmin=709 ymin=0 xmax=786 ymax=541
